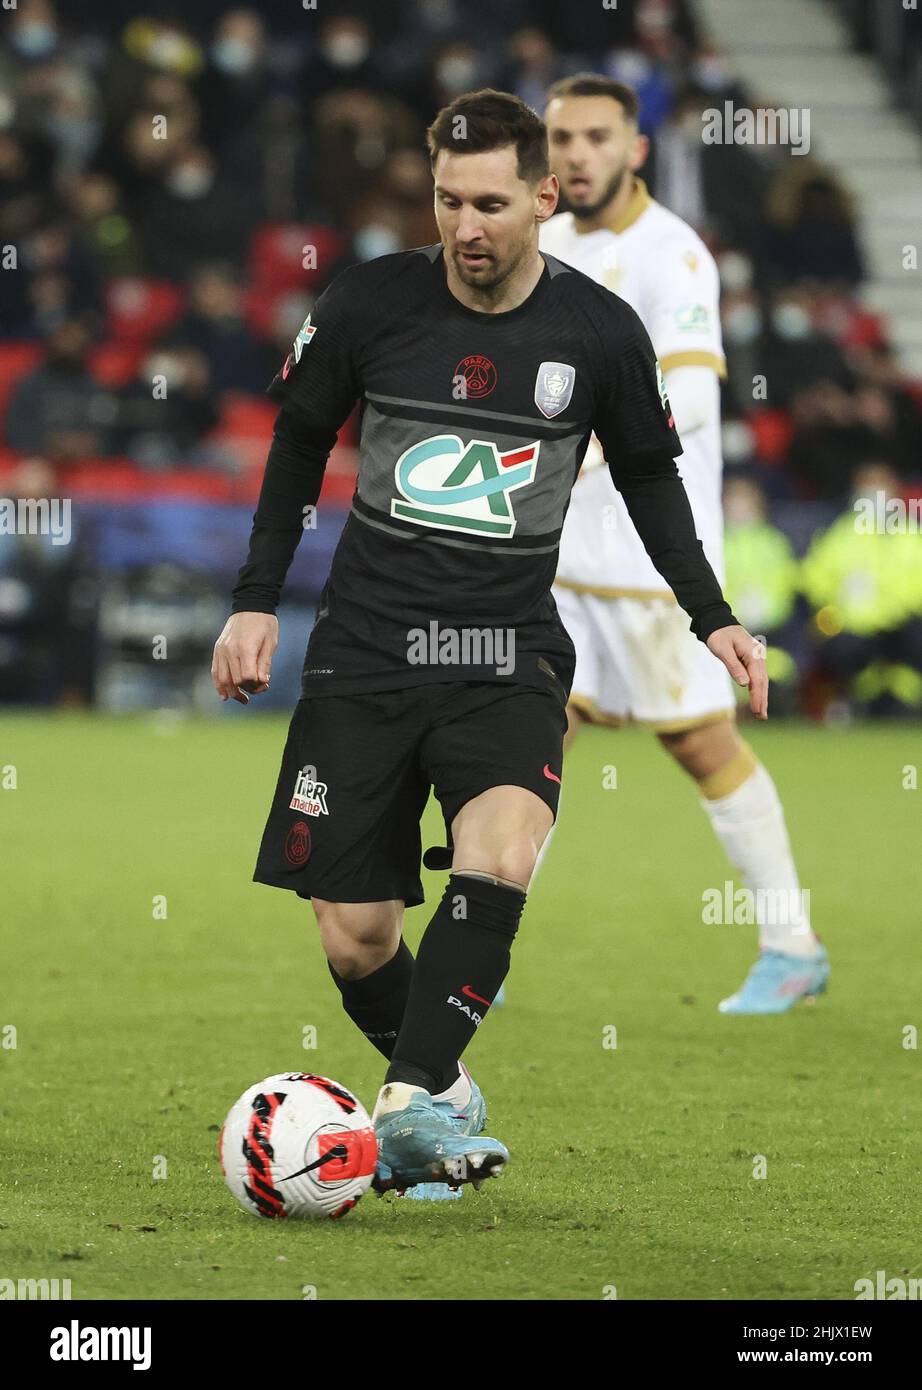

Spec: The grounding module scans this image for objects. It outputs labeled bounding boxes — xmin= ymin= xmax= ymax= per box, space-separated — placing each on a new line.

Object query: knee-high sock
xmin=328 ymin=941 xmax=414 ymax=1059
xmin=698 ymin=745 xmax=820 ymax=957
xmin=329 ymin=942 xmax=465 ymax=1101
xmin=385 ymin=874 xmax=524 ymax=1093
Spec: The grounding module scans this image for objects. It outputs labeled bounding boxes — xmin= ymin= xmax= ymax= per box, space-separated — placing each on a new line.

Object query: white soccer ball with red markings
xmin=220 ymin=1072 xmax=377 ymax=1220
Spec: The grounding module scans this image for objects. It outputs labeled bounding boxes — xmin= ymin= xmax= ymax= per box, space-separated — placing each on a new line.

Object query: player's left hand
xmin=706 ymin=625 xmax=768 ymax=720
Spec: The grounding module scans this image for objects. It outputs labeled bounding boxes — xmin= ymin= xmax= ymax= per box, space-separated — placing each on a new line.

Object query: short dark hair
xmin=545 ymin=73 xmax=639 ymax=124
xmin=426 ymin=88 xmax=549 ymax=185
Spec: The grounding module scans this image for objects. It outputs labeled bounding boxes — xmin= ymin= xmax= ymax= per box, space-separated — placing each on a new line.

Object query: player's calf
xmin=312 ymin=897 xmax=403 ymax=979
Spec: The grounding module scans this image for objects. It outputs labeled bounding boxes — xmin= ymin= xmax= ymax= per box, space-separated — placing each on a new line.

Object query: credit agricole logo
xmin=391 ymin=435 xmax=539 ymax=537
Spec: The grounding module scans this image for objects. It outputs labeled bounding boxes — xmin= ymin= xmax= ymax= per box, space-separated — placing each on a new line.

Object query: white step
xmin=696 ymin=0 xmax=922 ymax=381
xmin=697 ymin=0 xmax=844 ymax=46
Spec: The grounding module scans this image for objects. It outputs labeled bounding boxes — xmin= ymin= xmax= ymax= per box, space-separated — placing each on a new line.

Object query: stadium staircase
xmin=698 ymin=0 xmax=922 ymax=377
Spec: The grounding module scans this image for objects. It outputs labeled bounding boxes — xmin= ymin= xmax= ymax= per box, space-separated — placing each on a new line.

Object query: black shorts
xmin=253 ymin=681 xmax=567 ymax=907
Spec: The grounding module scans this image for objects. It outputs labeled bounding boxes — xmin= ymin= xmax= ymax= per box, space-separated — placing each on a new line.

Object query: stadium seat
xmin=243 ymin=283 xmax=299 ymax=344
xmin=105 ymin=278 xmax=185 ymax=343
xmin=217 ymin=393 xmax=278 ymax=439
xmin=59 ymin=460 xmax=236 ymax=502
xmin=0 ymin=342 xmax=44 ymax=420
xmin=89 ymin=342 xmax=146 ymax=387
xmin=748 ymin=408 xmax=794 ymax=465
xmin=58 ymin=460 xmax=147 ymax=499
xmin=248 ymin=223 xmax=349 ymax=296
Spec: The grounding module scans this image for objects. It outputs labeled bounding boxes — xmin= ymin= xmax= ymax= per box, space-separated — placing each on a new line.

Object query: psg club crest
xmin=534 ymin=361 xmax=575 ymax=419
xmin=454 ymin=354 xmax=497 ymax=399
xmin=284 ymin=821 xmax=311 ymax=866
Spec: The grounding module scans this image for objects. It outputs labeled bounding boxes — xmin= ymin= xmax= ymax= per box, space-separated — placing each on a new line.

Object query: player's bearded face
xmin=565 ymin=163 xmax=630 ymax=220
xmin=546 ymin=96 xmax=641 ymax=220
xmin=433 ymin=148 xmax=542 ymax=292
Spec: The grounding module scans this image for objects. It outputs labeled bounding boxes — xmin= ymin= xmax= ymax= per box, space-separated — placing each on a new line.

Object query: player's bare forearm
xmin=211 ymin=611 xmax=279 ymax=705
xmin=706 ymin=624 xmax=769 ymax=719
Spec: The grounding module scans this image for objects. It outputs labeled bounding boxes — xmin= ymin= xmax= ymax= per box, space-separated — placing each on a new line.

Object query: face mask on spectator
xmin=721 ymin=419 xmax=755 ymax=466
xmin=322 ymin=32 xmax=371 ymax=68
xmin=145 ymin=352 xmax=188 ymax=389
xmin=724 ymin=303 xmax=762 ymax=344
xmin=149 ymin=31 xmax=193 ymax=71
xmin=719 ymin=253 xmax=754 ymax=294
xmin=48 ymin=115 xmax=99 ymax=164
xmin=212 ymin=38 xmax=258 ymax=76
xmin=354 ymin=224 xmax=401 ymax=261
xmin=13 ymin=21 xmax=58 ymax=58
xmin=692 ymin=56 xmax=730 ymax=92
xmin=772 ymin=304 xmax=811 ymax=340
xmin=608 ymin=51 xmax=651 ymax=87
xmin=436 ymin=56 xmax=477 ymax=92
xmin=167 ymin=163 xmax=214 ymax=199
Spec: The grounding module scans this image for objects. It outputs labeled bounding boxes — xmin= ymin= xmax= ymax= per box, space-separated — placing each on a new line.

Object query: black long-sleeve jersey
xmin=232 ymin=244 xmax=737 ymax=698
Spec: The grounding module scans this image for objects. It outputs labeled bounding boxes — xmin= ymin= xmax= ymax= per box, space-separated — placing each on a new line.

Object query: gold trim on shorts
xmin=569 ymin=699 xmax=735 ymax=734
xmin=641 ymin=708 xmax=736 ymax=735
xmin=554 ymin=580 xmax=675 ymax=601
xmin=568 ymin=693 xmax=628 ymax=728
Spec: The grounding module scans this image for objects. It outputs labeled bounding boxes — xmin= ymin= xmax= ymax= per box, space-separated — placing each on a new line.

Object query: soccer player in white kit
xmin=537 ymin=75 xmax=829 ymax=1013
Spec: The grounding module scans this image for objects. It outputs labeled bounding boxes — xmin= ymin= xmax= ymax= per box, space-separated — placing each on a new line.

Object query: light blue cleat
xmin=373 ymin=1083 xmax=508 ymax=1195
xmin=718 ymin=946 xmax=830 ymax=1015
xmin=404 ymin=1065 xmax=487 ymax=1202
xmin=492 ymin=982 xmax=506 ymax=1007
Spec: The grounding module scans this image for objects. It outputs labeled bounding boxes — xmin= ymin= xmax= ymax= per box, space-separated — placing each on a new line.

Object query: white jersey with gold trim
xmin=540 ymin=181 xmax=726 ymax=594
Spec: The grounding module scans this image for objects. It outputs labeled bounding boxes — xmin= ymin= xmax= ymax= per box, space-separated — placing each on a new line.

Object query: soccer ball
xmin=220 ymin=1072 xmax=377 ymax=1220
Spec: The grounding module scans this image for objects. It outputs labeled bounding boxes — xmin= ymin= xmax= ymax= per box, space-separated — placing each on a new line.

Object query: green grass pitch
xmin=1 ymin=712 xmax=919 ymax=1301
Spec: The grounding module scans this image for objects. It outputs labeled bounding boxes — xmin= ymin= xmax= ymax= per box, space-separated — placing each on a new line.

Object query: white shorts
xmin=554 ymin=585 xmax=735 ymax=731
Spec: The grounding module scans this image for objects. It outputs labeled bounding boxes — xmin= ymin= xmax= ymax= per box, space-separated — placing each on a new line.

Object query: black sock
xmin=328 ymin=941 xmax=414 ymax=1060
xmin=385 ymin=874 xmax=525 ymax=1092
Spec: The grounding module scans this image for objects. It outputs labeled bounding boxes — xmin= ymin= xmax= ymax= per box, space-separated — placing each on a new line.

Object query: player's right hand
xmin=211 ymin=612 xmax=279 ymax=705
xmin=706 ymin=624 xmax=769 ymax=720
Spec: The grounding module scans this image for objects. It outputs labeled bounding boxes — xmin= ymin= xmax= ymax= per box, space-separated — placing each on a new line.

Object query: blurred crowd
xmin=1 ymin=0 xmax=921 ymax=714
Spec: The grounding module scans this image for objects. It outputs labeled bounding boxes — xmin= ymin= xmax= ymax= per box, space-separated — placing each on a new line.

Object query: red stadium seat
xmin=248 ymin=222 xmax=349 ymax=295
xmin=58 ymin=460 xmax=236 ymax=502
xmin=218 ymin=392 xmax=278 ymax=438
xmin=105 ymin=278 xmax=185 ymax=343
xmin=59 ymin=460 xmax=148 ymax=499
xmin=748 ymin=408 xmax=793 ymax=465
xmin=141 ymin=470 xmax=236 ymax=501
xmin=244 ymin=283 xmax=296 ymax=344
xmin=89 ymin=341 xmax=146 ymax=387
xmin=0 ymin=341 xmax=44 ymax=420
xmin=206 ymin=391 xmax=279 ymax=478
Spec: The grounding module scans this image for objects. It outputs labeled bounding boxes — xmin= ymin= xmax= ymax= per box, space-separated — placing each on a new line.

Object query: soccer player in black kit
xmin=212 ymin=90 xmax=767 ymax=1199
